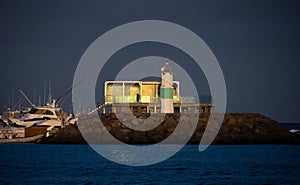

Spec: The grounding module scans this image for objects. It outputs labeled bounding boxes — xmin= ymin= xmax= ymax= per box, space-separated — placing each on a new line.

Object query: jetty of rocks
xmin=37 ymin=113 xmax=299 ymax=145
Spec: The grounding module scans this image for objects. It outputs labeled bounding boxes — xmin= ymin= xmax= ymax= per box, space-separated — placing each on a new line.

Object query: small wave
xmin=171 ymin=167 xmax=187 ymax=171
xmin=289 ymin=129 xmax=300 ymax=134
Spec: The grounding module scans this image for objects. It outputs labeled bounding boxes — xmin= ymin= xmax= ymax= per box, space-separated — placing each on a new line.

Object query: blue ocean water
xmin=0 ymin=144 xmax=299 ymax=184
xmin=281 ymin=123 xmax=300 ymax=130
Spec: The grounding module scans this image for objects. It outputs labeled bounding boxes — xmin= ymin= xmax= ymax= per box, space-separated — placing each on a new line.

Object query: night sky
xmin=0 ymin=0 xmax=299 ymax=122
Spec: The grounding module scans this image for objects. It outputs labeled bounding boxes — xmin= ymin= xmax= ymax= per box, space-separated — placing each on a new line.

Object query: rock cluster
xmin=37 ymin=113 xmax=299 ymax=144
xmin=38 ymin=124 xmax=86 ymax=144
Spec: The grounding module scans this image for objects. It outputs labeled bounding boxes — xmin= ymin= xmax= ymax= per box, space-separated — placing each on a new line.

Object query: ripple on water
xmin=0 ymin=144 xmax=299 ymax=184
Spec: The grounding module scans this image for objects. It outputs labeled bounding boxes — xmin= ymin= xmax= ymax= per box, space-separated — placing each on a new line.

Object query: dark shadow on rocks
xmin=37 ymin=113 xmax=300 ymax=145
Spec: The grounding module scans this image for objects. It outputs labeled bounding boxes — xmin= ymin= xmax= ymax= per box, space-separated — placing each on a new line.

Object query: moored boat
xmin=0 ymin=134 xmax=44 ymax=144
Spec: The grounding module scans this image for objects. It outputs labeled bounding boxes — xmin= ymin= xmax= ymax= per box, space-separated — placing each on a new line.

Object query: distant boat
xmin=8 ymin=106 xmax=76 ymax=130
xmin=0 ymin=134 xmax=44 ymax=144
xmin=290 ymin=129 xmax=300 ymax=135
xmin=7 ymin=85 xmax=78 ymax=131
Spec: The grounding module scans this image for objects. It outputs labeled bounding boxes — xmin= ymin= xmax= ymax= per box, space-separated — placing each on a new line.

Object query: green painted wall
xmin=160 ymin=88 xmax=173 ymax=99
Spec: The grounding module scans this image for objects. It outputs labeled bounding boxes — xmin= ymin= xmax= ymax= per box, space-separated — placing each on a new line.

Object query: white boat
xmin=0 ymin=126 xmax=25 ymax=139
xmin=0 ymin=134 xmax=44 ymax=144
xmin=7 ymin=84 xmax=78 ymax=130
xmin=3 ymin=109 xmax=25 ymax=120
xmin=290 ymin=129 xmax=300 ymax=135
xmin=8 ymin=106 xmax=76 ymax=130
xmin=5 ymin=81 xmax=80 ymax=135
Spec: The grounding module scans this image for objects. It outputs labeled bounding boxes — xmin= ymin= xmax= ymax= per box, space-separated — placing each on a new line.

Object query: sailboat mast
xmin=49 ymin=78 xmax=52 ymax=104
xmin=33 ymin=86 xmax=36 ymax=105
xmin=19 ymin=90 xmax=34 ymax=108
xmin=12 ymin=88 xmax=14 ymax=110
xmin=44 ymin=80 xmax=46 ymax=105
xmin=8 ymin=96 xmax=11 ymax=109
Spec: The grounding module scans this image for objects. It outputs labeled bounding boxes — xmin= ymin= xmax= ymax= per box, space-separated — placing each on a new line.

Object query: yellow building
xmin=104 ymin=80 xmax=179 ymax=103
xmin=102 ymin=80 xmax=213 ymax=114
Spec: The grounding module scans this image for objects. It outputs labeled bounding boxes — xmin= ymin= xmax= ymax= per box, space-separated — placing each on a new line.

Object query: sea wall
xmin=37 ymin=113 xmax=299 ymax=144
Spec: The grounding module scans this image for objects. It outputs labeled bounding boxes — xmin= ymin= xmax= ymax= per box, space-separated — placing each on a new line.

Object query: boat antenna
xmin=12 ymin=88 xmax=14 ymax=110
xmin=19 ymin=89 xmax=34 ymax=108
xmin=17 ymin=98 xmax=25 ymax=110
xmin=55 ymin=79 xmax=85 ymax=107
xmin=13 ymin=96 xmax=24 ymax=110
xmin=44 ymin=80 xmax=47 ymax=106
xmin=33 ymin=86 xmax=36 ymax=105
xmin=59 ymin=92 xmax=71 ymax=107
xmin=48 ymin=78 xmax=52 ymax=104
xmin=8 ymin=96 xmax=11 ymax=109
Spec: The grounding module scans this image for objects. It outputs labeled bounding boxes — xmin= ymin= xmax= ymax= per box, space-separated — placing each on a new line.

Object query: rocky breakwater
xmin=37 ymin=113 xmax=299 ymax=144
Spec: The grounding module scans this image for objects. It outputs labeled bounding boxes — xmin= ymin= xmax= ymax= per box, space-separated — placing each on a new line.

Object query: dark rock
xmin=227 ymin=117 xmax=236 ymax=125
xmin=110 ymin=120 xmax=121 ymax=128
xmin=146 ymin=128 xmax=168 ymax=143
xmin=163 ymin=117 xmax=177 ymax=132
xmin=103 ymin=125 xmax=112 ymax=132
xmin=37 ymin=124 xmax=86 ymax=144
xmin=129 ymin=131 xmax=149 ymax=144
xmin=112 ymin=128 xmax=131 ymax=143
xmin=37 ymin=113 xmax=300 ymax=145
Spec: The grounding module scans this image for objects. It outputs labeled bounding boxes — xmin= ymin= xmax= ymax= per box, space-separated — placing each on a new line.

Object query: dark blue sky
xmin=0 ymin=0 xmax=299 ymax=122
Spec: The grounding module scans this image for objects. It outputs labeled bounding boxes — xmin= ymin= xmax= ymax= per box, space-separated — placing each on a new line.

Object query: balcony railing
xmin=105 ymin=95 xmax=197 ymax=104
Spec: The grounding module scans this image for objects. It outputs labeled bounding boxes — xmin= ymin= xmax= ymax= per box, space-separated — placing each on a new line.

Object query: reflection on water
xmin=91 ymin=144 xmax=182 ymax=166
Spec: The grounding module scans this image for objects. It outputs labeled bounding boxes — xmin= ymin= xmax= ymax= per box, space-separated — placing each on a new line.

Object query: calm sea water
xmin=281 ymin=123 xmax=300 ymax=130
xmin=0 ymin=144 xmax=299 ymax=185
xmin=0 ymin=123 xmax=299 ymax=184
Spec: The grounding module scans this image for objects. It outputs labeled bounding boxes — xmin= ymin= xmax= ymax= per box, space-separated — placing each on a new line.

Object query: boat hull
xmin=0 ymin=134 xmax=44 ymax=144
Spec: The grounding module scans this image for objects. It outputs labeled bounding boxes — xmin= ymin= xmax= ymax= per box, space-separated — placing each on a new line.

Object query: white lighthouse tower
xmin=160 ymin=59 xmax=174 ymax=113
